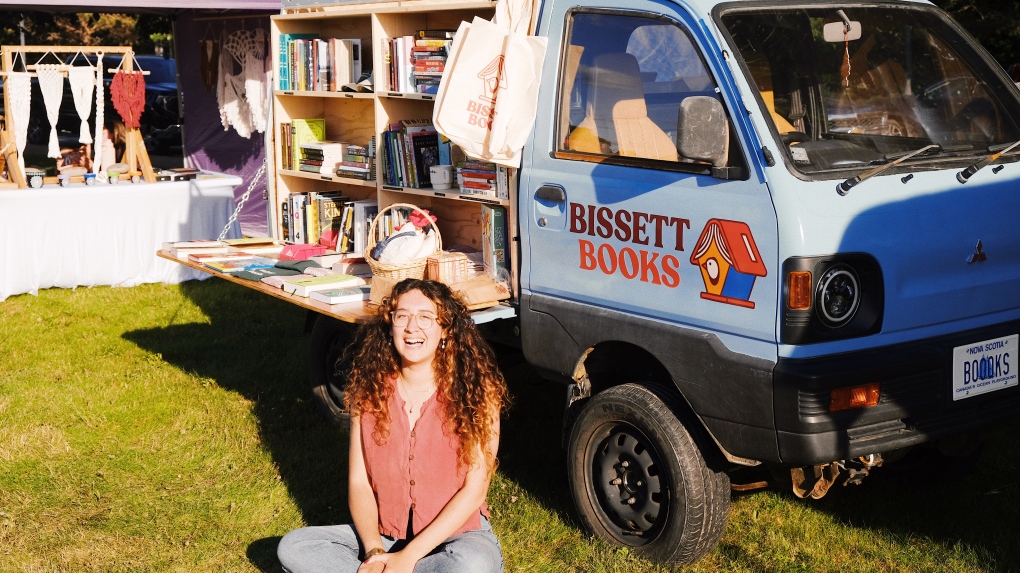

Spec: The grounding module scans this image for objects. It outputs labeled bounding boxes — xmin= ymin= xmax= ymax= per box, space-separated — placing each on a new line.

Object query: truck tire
xmin=309 ymin=315 xmax=354 ymax=424
xmin=567 ymin=383 xmax=730 ymax=565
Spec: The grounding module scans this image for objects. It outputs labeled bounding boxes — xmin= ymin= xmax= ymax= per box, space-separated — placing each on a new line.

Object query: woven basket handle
xmin=366 ymin=203 xmax=444 ymax=258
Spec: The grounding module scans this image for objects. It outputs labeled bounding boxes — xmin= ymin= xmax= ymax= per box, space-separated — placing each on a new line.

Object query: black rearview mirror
xmin=677 ymin=96 xmax=729 ymax=169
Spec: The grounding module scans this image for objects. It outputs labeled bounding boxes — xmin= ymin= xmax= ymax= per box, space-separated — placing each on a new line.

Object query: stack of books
xmin=300 ymin=141 xmax=346 ymax=176
xmin=457 ymin=161 xmax=498 ymax=198
xmin=334 ymin=139 xmax=376 ymax=181
xmin=163 ymin=240 xmax=228 ymax=258
xmin=280 ymin=118 xmax=326 ymax=171
xmin=385 ymin=30 xmax=455 ymax=93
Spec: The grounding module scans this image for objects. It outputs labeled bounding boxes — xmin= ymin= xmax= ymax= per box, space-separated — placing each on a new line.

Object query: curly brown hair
xmin=344 ymin=279 xmax=509 ymax=471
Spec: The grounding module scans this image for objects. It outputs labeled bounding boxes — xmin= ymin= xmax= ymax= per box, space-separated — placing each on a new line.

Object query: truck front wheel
xmin=567 ymin=383 xmax=730 ymax=565
xmin=308 ymin=316 xmax=354 ymax=424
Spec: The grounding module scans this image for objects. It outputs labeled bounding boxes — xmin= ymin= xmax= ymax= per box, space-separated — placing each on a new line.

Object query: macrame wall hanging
xmin=217 ymin=26 xmax=267 ymax=139
xmin=200 ymin=24 xmax=219 ymax=92
xmin=68 ymin=64 xmax=96 ymax=144
xmin=6 ymin=64 xmax=32 ymax=173
xmin=111 ymin=66 xmax=146 ymax=130
xmin=36 ymin=63 xmax=65 ymax=159
xmin=92 ymin=53 xmax=105 ymax=174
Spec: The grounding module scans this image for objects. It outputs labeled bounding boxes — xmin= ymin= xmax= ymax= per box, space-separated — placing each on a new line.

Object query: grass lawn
xmin=1 ymin=280 xmax=1018 ymax=572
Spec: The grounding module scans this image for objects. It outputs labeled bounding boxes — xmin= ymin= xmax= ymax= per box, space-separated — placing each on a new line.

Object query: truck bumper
xmin=773 ymin=319 xmax=1020 ymax=466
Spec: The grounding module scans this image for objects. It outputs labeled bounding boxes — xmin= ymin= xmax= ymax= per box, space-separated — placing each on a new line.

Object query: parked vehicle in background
xmin=25 ymin=55 xmax=180 ymax=153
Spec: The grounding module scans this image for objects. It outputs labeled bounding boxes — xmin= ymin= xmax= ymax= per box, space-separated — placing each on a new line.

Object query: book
xmin=223 ymin=237 xmax=281 ymax=248
xmin=481 ymin=205 xmax=509 ymax=282
xmin=290 ymin=119 xmax=326 ymax=171
xmin=262 ymin=273 xmax=314 ymax=289
xmin=410 ymin=131 xmax=441 ymax=187
xmin=280 ymin=273 xmax=368 ymax=297
xmin=331 ymin=257 xmax=372 ymax=276
xmin=164 ymin=240 xmax=229 ymax=257
xmin=279 ymin=33 xmax=319 ymax=90
xmin=331 ymin=38 xmax=362 ymax=90
xmin=291 ymin=193 xmax=307 ymax=243
xmin=187 ymin=251 xmax=255 ymax=263
xmin=310 ymin=284 xmax=372 ymax=304
xmin=204 ymin=256 xmax=278 ymax=273
xmin=317 ymin=194 xmax=351 ymax=250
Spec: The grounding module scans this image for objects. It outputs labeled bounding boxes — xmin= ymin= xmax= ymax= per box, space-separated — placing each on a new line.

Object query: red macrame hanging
xmin=111 ymin=70 xmax=146 ymax=129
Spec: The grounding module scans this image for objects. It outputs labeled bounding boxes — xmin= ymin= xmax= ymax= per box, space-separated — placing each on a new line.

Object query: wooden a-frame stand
xmin=0 ymin=45 xmax=155 ymax=189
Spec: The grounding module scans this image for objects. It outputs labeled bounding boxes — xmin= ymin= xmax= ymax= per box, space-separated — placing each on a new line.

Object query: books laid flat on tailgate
xmin=224 ymin=237 xmax=285 ymax=257
xmin=331 ymin=256 xmax=372 ymax=277
xmin=188 ymin=251 xmax=255 ymax=264
xmin=163 ymin=240 xmax=228 ymax=258
xmin=204 ymin=256 xmax=278 ymax=273
xmin=310 ymin=284 xmax=372 ymax=305
xmin=280 ymin=273 xmax=369 ymax=297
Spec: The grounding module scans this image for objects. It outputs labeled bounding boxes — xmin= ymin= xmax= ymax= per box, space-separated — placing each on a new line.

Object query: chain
xmin=218 ymin=160 xmax=268 ymax=241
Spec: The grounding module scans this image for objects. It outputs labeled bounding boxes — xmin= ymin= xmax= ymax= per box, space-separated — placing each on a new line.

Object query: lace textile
xmin=68 ymin=66 xmax=95 ymax=144
xmin=38 ymin=65 xmax=65 ymax=158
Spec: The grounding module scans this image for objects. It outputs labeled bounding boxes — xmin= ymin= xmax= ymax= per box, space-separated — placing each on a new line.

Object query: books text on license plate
xmin=952 ymin=334 xmax=1018 ymax=400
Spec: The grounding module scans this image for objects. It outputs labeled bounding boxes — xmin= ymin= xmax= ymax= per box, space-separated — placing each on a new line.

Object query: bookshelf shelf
xmin=276 ymin=90 xmax=376 ymax=99
xmin=378 ymin=91 xmax=437 ymax=101
xmin=379 ymin=185 xmax=509 ymax=207
xmin=279 ymin=169 xmax=378 ymax=187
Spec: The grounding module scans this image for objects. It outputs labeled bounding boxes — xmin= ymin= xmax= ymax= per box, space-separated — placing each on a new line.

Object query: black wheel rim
xmin=588 ymin=422 xmax=667 ymax=545
xmin=324 ymin=333 xmax=350 ymax=413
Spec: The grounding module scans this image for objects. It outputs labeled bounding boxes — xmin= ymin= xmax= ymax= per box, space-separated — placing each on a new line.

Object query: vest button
xmin=409 ymin=454 xmax=414 ymax=460
xmin=411 ymin=503 xmax=416 ymax=509
xmin=411 ymin=430 xmax=415 ymax=437
xmin=410 ymin=480 xmax=415 ymax=485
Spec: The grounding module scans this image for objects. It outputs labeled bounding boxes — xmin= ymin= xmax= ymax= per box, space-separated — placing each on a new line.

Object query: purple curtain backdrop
xmin=176 ymin=11 xmax=271 ymax=237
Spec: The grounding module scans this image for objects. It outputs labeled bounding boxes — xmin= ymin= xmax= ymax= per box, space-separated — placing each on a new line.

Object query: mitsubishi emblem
xmin=966 ymin=240 xmax=987 ymax=263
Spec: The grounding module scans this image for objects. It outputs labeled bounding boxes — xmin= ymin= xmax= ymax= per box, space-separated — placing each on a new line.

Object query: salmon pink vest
xmin=360 ymin=379 xmax=489 ymax=538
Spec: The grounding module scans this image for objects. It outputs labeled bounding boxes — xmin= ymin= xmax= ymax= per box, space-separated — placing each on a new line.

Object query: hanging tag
xmin=841 ymin=31 xmax=851 ymax=87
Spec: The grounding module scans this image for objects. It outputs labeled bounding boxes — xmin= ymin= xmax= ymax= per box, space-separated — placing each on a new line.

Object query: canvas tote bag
xmin=432 ymin=0 xmax=547 ymax=168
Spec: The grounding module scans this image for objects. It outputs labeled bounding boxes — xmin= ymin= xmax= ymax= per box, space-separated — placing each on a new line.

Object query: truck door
xmin=521 ymin=0 xmax=779 ymax=366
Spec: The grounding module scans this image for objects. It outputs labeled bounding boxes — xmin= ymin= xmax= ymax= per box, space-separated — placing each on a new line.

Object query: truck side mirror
xmin=677 ymin=96 xmax=729 ymax=168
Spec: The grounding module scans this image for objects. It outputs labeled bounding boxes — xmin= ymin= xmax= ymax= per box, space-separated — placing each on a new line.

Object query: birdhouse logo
xmin=690 ymin=219 xmax=767 ymax=308
xmin=478 ymin=55 xmax=506 ymax=103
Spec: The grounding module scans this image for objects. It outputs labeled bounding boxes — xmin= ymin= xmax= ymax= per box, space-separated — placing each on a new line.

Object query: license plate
xmin=952 ymin=334 xmax=1019 ymax=400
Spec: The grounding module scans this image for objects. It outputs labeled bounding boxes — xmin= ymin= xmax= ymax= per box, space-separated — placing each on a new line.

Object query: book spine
xmin=278 ymin=35 xmax=290 ymax=90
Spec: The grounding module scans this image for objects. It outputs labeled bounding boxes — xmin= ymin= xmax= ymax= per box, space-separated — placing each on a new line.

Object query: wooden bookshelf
xmin=270 ymin=0 xmax=519 ymax=301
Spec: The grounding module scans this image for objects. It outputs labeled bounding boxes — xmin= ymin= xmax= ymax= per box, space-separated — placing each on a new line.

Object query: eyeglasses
xmin=391 ymin=311 xmax=438 ymax=330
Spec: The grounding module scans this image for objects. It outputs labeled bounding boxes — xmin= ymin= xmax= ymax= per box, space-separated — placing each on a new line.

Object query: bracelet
xmin=363 ymin=547 xmax=385 ymax=561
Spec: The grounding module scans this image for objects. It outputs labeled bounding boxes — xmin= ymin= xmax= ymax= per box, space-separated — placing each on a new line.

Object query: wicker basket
xmin=365 ymin=203 xmax=443 ymax=281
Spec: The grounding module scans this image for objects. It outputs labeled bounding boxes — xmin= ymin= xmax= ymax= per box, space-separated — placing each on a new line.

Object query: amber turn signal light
xmin=829 ymin=382 xmax=881 ymax=412
xmin=788 ymin=271 xmax=812 ymax=310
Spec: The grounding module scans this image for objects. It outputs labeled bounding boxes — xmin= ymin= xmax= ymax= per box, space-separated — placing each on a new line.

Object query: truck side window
xmin=558 ymin=11 xmax=736 ymax=171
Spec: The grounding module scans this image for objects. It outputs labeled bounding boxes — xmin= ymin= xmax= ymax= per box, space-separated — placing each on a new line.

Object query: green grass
xmin=1 ymin=280 xmax=1018 ymax=572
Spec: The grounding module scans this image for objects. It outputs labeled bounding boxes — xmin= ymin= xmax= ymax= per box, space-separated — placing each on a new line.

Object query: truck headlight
xmin=782 ymin=254 xmax=883 ymax=344
xmin=817 ymin=264 xmax=860 ymax=327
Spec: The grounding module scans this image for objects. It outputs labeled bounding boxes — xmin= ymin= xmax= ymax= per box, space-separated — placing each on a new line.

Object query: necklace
xmin=398 ymin=376 xmax=436 ymax=414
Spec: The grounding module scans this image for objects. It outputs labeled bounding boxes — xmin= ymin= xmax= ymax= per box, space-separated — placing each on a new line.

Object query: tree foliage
xmin=0 ymin=12 xmax=172 ymax=56
xmin=930 ymin=0 xmax=1020 ymax=66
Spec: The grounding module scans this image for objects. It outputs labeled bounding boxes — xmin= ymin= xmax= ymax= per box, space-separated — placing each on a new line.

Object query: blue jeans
xmin=277 ymin=516 xmax=503 ymax=573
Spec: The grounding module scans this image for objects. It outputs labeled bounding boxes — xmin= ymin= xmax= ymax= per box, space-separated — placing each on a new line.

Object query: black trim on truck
xmin=774 ymin=318 xmax=1020 ymax=466
xmin=520 ymin=293 xmax=781 ymax=463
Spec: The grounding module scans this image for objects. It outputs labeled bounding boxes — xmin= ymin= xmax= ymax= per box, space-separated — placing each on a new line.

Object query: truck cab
xmin=517 ymin=0 xmax=1020 ymax=564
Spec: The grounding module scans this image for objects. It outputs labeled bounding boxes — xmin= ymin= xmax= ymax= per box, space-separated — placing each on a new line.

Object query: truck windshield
xmin=719 ymin=5 xmax=1020 ymax=176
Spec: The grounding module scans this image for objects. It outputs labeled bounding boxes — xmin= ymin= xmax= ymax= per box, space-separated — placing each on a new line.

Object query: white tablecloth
xmin=0 ymin=174 xmax=243 ymax=302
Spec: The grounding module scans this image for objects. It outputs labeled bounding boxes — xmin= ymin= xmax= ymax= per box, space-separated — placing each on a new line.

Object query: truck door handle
xmin=535 ymin=185 xmax=566 ymax=203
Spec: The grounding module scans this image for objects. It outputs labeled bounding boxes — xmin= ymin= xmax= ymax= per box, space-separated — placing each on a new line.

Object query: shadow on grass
xmin=723 ymin=419 xmax=1020 ymax=572
xmin=123 ymin=279 xmax=1020 ymax=571
xmin=122 ymin=280 xmax=349 ymax=571
xmin=121 ymin=279 xmax=582 ymax=570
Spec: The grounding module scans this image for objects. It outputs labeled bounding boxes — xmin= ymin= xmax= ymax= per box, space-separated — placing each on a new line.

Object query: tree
xmin=932 ymin=0 xmax=1020 ymax=67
